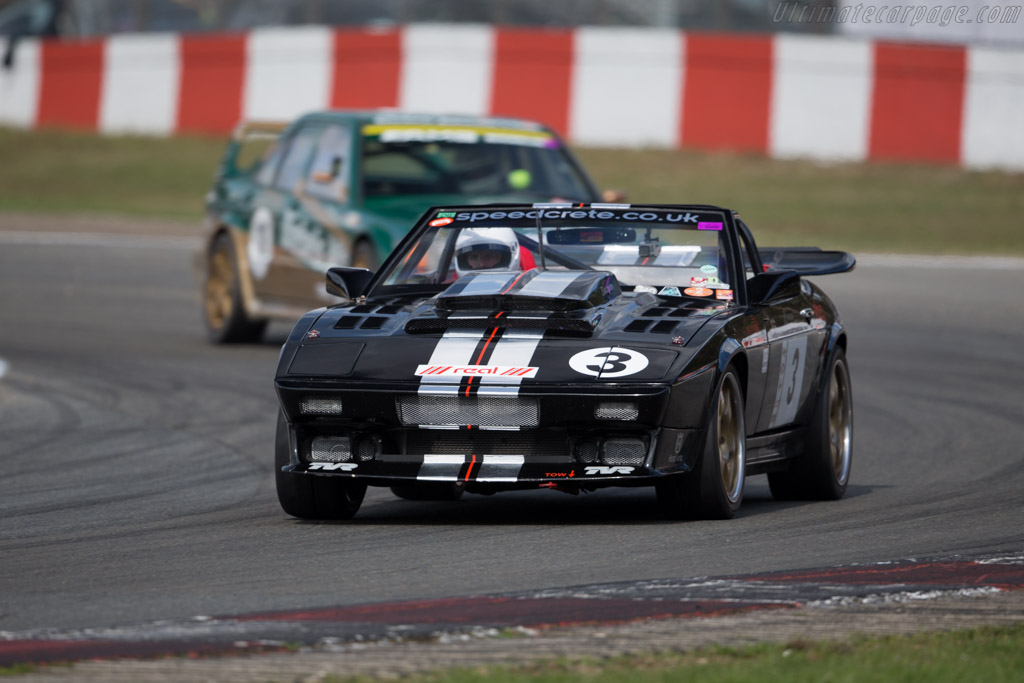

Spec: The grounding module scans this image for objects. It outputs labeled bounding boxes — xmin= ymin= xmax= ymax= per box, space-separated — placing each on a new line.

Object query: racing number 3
xmin=569 ymin=347 xmax=650 ymax=379
xmin=588 ymin=350 xmax=631 ymax=375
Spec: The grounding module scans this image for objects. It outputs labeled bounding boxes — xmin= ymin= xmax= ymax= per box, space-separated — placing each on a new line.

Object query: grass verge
xmin=330 ymin=624 xmax=1024 ymax=683
xmin=3 ymin=127 xmax=1022 ymax=255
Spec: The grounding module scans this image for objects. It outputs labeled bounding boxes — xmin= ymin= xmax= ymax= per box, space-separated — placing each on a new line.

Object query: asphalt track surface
xmin=1 ymin=223 xmax=1023 ymax=667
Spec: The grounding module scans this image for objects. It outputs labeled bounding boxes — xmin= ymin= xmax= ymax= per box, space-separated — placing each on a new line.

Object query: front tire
xmin=768 ymin=347 xmax=853 ymax=500
xmin=203 ymin=232 xmax=267 ymax=344
xmin=657 ymin=367 xmax=746 ymax=520
xmin=275 ymin=411 xmax=366 ymax=520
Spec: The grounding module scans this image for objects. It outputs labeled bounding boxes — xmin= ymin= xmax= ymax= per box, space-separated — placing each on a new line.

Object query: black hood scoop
xmin=405 ymin=270 xmax=620 ymax=337
xmin=435 ymin=269 xmax=620 ymax=312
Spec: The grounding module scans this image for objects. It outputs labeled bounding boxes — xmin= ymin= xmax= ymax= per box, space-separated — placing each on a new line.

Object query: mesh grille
xmin=403 ymin=430 xmax=570 ymax=456
xmin=397 ymin=395 xmax=539 ymax=427
xmin=310 ymin=436 xmax=352 ymax=462
xmin=595 ymin=402 xmax=639 ymax=421
xmin=300 ymin=396 xmax=344 ymax=415
xmin=602 ymin=438 xmax=647 ymax=466
xmin=576 ymin=440 xmax=599 ymax=464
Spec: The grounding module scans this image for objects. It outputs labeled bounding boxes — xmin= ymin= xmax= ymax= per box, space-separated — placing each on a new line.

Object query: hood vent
xmin=405 ymin=312 xmax=597 ymax=337
xmin=436 ymin=269 xmax=620 ymax=313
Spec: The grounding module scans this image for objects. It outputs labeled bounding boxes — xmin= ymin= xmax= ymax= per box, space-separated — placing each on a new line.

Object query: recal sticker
xmin=416 ymin=365 xmax=538 ymax=378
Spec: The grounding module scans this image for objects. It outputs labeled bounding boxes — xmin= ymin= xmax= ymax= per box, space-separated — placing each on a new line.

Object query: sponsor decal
xmin=452 ymin=209 xmax=708 ymax=224
xmin=684 ymin=287 xmax=713 ymax=297
xmin=690 ymin=277 xmax=707 ymax=287
xmin=698 ymin=221 xmax=723 ymax=231
xmin=716 ymin=289 xmax=734 ymax=301
xmin=569 ymin=347 xmax=649 ymax=379
xmin=436 ymin=211 xmax=456 ymax=218
xmin=659 ymin=286 xmax=681 ymax=297
xmin=305 ymin=329 xmax=320 ymax=339
xmin=770 ymin=336 xmax=808 ymax=428
xmin=246 ymin=206 xmax=276 ymax=281
xmin=362 ymin=124 xmax=552 ymax=147
xmin=584 ymin=466 xmax=635 ymax=475
xmin=545 ymin=471 xmax=575 ymax=478
xmin=308 ymin=462 xmax=358 ymax=471
xmin=634 ymin=285 xmax=658 ymax=294
xmin=415 ymin=364 xmax=539 ymax=378
xmin=671 ymin=336 xmax=685 ymax=345
xmin=430 ymin=217 xmax=453 ymax=227
xmin=700 ymin=264 xmax=718 ymax=274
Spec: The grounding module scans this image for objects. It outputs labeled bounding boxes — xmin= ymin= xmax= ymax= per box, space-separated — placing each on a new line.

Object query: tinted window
xmin=360 ymin=124 xmax=595 ymax=200
xmin=274 ymin=126 xmax=321 ymax=192
xmin=307 ymin=124 xmax=353 ymax=203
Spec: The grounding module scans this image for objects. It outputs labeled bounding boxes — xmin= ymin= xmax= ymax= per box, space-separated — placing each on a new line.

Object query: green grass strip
xmin=331 ymin=624 xmax=1024 ymax=683
xmin=3 ymin=127 xmax=1022 ymax=255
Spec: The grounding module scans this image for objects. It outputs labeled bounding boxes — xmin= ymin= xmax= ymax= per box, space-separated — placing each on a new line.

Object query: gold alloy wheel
xmin=204 ymin=247 xmax=234 ymax=330
xmin=829 ymin=361 xmax=853 ymax=485
xmin=717 ymin=375 xmax=745 ymax=503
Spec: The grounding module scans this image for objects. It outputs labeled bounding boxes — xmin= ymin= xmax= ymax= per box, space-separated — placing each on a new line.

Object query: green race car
xmin=198 ymin=110 xmax=611 ymax=343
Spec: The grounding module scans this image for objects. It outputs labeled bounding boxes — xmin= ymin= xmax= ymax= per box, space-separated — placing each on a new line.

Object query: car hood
xmin=282 ymin=270 xmax=729 ymax=385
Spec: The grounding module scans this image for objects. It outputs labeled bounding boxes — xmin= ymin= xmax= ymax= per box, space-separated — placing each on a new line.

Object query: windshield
xmin=378 ymin=206 xmax=737 ymax=303
xmin=360 ymin=124 xmax=594 ymax=201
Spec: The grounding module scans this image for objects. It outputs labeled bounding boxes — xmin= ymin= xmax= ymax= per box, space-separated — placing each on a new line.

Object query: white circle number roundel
xmin=247 ymin=207 xmax=275 ymax=281
xmin=569 ymin=347 xmax=649 ymax=378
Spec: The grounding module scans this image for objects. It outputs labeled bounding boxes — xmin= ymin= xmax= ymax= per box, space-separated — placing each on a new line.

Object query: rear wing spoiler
xmin=758 ymin=247 xmax=856 ymax=275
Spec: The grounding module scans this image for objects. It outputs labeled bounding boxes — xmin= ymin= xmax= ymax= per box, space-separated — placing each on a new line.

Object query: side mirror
xmin=326 ymin=267 xmax=374 ymax=299
xmin=747 ymin=270 xmax=801 ymax=305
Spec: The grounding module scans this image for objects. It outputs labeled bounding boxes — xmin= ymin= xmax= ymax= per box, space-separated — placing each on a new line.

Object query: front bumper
xmin=275 ymin=377 xmax=714 ymax=490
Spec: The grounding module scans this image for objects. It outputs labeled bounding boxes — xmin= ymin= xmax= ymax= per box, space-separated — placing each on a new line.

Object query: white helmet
xmin=454 ymin=228 xmax=520 ymax=276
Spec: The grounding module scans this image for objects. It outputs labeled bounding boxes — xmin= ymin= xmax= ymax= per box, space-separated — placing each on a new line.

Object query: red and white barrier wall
xmin=1 ymin=25 xmax=1022 ymax=170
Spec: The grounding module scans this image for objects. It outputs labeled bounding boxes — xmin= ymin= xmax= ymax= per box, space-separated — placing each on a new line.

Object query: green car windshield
xmin=379 ymin=206 xmax=737 ymax=302
xmin=361 ymin=124 xmax=593 ymax=200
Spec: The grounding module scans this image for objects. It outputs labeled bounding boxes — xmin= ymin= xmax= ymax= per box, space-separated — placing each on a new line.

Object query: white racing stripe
xmin=475 ymin=454 xmax=525 ymax=482
xmin=416 ymin=454 xmax=526 ymax=482
xmin=477 ymin=330 xmax=544 ymax=394
xmin=0 ymin=232 xmax=199 ymax=250
xmin=417 ymin=454 xmax=466 ymax=481
xmin=417 ymin=330 xmax=487 ymax=395
xmin=515 ymin=270 xmax=584 ymax=297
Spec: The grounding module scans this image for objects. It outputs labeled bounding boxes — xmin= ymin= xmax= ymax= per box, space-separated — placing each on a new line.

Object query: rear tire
xmin=390 ymin=483 xmax=464 ymax=501
xmin=203 ymin=232 xmax=267 ymax=344
xmin=656 ymin=367 xmax=746 ymax=520
xmin=768 ymin=347 xmax=853 ymax=501
xmin=275 ymin=411 xmax=366 ymax=520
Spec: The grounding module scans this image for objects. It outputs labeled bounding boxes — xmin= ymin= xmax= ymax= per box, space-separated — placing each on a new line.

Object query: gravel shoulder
xmin=12 ymin=590 xmax=1024 ymax=682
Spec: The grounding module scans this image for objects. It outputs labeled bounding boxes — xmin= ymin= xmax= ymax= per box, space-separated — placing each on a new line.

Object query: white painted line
xmin=0 ymin=232 xmax=199 ymax=250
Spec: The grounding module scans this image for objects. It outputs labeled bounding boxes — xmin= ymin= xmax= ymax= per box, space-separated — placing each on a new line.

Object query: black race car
xmin=274 ymin=203 xmax=855 ymax=520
